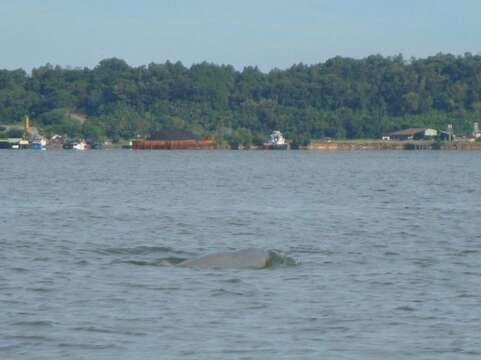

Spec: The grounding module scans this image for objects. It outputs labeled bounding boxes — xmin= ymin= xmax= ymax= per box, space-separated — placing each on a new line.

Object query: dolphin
xmin=177 ymin=248 xmax=273 ymax=269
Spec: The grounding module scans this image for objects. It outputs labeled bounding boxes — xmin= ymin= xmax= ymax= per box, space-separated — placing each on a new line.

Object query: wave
xmin=13 ymin=320 xmax=56 ymax=327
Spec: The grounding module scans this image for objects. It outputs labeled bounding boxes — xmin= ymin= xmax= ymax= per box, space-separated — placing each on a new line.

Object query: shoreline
xmin=2 ymin=140 xmax=481 ymax=151
xmin=305 ymin=140 xmax=481 ymax=151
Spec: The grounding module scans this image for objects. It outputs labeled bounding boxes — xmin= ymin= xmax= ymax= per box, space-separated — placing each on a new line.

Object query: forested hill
xmin=1 ymin=54 xmax=481 ymax=144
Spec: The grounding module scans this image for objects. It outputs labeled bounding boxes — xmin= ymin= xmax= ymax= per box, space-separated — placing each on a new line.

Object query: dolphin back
xmin=177 ymin=248 xmax=272 ymax=269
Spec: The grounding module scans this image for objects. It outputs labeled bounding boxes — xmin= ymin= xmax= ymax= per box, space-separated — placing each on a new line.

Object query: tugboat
xmin=263 ymin=130 xmax=289 ymax=150
xmin=28 ymin=136 xmax=47 ymax=150
xmin=19 ymin=115 xmax=46 ymax=150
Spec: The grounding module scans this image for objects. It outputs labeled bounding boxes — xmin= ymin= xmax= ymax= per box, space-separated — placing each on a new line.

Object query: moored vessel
xmin=28 ymin=136 xmax=47 ymax=150
xmin=132 ymin=138 xmax=215 ymax=150
xmin=63 ymin=140 xmax=87 ymax=150
xmin=263 ymin=130 xmax=289 ymax=150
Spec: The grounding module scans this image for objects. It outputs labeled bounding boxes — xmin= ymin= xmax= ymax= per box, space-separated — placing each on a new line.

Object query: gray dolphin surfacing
xmin=177 ymin=248 xmax=273 ymax=269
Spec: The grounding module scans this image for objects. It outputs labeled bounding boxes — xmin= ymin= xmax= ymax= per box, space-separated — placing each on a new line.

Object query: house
xmin=383 ymin=128 xmax=438 ymax=141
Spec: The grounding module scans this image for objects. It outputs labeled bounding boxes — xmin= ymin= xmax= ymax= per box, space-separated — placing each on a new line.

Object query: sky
xmin=1 ymin=0 xmax=481 ymax=72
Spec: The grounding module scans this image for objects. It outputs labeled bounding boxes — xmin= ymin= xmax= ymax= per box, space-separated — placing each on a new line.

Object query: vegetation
xmin=1 ymin=54 xmax=481 ymax=145
xmin=0 ymin=128 xmax=23 ymax=138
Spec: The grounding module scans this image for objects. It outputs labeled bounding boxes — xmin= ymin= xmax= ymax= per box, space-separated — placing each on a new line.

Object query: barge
xmin=132 ymin=138 xmax=215 ymax=150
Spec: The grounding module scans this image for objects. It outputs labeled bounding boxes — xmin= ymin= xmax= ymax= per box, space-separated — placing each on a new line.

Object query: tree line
xmin=1 ymin=53 xmax=480 ymax=145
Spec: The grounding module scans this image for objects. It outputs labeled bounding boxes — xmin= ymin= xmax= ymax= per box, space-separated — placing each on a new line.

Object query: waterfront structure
xmin=383 ymin=128 xmax=438 ymax=141
xmin=23 ymin=115 xmax=30 ymax=139
xmin=0 ymin=138 xmax=22 ymax=149
xmin=438 ymin=131 xmax=453 ymax=141
xmin=474 ymin=122 xmax=480 ymax=139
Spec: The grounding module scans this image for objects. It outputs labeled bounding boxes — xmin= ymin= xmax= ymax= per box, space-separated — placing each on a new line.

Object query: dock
xmin=307 ymin=140 xmax=481 ymax=151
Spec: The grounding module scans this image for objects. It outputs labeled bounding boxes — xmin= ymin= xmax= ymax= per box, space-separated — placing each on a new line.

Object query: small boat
xmin=73 ymin=141 xmax=87 ymax=150
xmin=263 ymin=130 xmax=289 ymax=150
xmin=28 ymin=136 xmax=47 ymax=150
xmin=63 ymin=140 xmax=87 ymax=150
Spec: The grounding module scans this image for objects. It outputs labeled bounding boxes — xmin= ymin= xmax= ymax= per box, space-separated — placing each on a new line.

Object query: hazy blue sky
xmin=2 ymin=0 xmax=480 ymax=71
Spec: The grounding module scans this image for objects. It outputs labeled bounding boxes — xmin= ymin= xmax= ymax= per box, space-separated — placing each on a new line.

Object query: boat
xmin=63 ymin=140 xmax=87 ymax=150
xmin=28 ymin=136 xmax=47 ymax=150
xmin=73 ymin=141 xmax=87 ymax=150
xmin=263 ymin=130 xmax=289 ymax=150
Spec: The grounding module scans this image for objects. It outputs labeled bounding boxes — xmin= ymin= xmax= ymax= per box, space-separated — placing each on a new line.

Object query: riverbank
xmin=2 ymin=138 xmax=481 ymax=151
xmin=306 ymin=140 xmax=481 ymax=151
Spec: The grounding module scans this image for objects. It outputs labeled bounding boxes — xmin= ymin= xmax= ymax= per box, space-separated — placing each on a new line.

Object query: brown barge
xmin=132 ymin=138 xmax=215 ymax=150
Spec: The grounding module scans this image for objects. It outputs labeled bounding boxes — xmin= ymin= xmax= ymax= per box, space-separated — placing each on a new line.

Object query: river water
xmin=1 ymin=150 xmax=480 ymax=359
